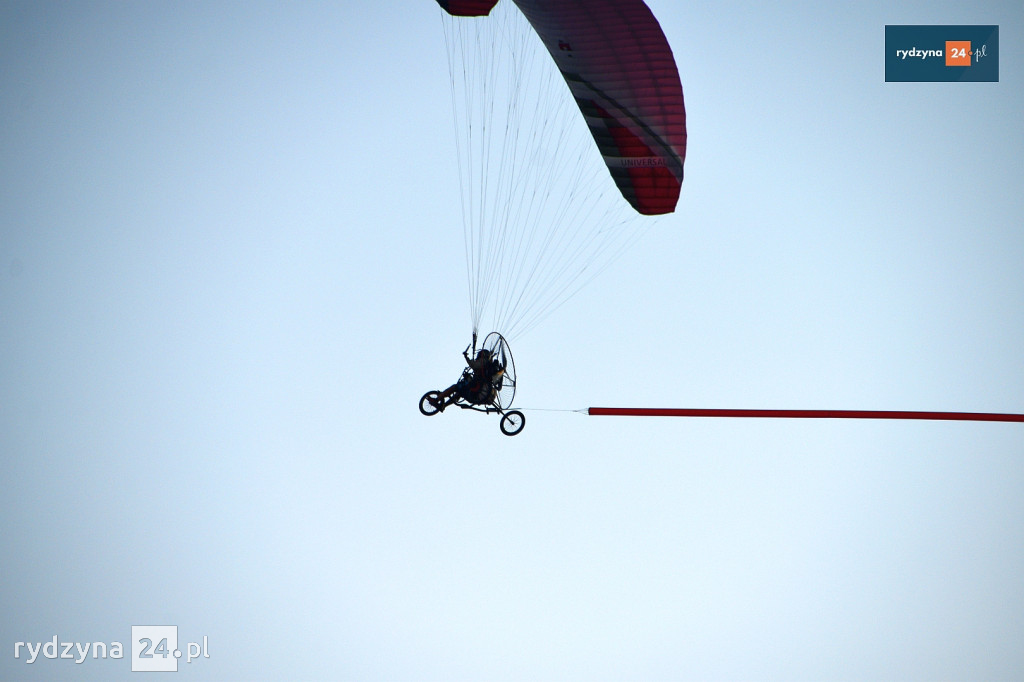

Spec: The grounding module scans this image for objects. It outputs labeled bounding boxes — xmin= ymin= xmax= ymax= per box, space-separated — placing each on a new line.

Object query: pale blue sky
xmin=2 ymin=1 xmax=1023 ymax=680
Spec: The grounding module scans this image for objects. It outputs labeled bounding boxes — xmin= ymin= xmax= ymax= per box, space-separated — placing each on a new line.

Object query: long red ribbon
xmin=587 ymin=407 xmax=1024 ymax=422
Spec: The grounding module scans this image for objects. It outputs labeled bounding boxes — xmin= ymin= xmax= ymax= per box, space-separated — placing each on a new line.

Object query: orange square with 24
xmin=946 ymin=41 xmax=971 ymax=66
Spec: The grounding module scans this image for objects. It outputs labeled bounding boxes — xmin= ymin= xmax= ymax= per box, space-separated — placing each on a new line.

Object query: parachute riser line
xmin=587 ymin=408 xmax=1024 ymax=423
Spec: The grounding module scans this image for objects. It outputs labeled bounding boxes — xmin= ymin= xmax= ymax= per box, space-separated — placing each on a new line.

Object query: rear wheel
xmin=500 ymin=410 xmax=525 ymax=436
xmin=419 ymin=391 xmax=442 ymax=416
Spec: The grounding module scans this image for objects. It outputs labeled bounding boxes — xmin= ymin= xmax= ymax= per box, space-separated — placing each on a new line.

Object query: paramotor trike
xmin=419 ymin=332 xmax=525 ymax=436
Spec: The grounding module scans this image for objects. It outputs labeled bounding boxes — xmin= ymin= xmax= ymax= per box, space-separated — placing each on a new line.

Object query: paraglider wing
xmin=511 ymin=0 xmax=687 ymax=215
xmin=435 ymin=0 xmax=687 ymax=337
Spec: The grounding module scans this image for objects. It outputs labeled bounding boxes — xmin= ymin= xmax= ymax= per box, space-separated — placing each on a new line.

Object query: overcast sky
xmin=2 ymin=1 xmax=1023 ymax=680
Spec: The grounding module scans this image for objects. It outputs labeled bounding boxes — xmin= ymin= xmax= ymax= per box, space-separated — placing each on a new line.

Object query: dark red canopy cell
xmin=435 ymin=0 xmax=499 ymax=15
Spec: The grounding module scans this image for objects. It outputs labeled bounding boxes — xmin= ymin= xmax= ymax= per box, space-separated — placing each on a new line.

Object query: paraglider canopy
xmin=437 ymin=0 xmax=686 ymax=215
xmin=436 ymin=0 xmax=687 ymax=339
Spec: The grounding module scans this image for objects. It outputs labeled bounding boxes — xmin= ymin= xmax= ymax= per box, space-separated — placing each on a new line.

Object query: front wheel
xmin=500 ymin=410 xmax=525 ymax=436
xmin=419 ymin=391 xmax=442 ymax=416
